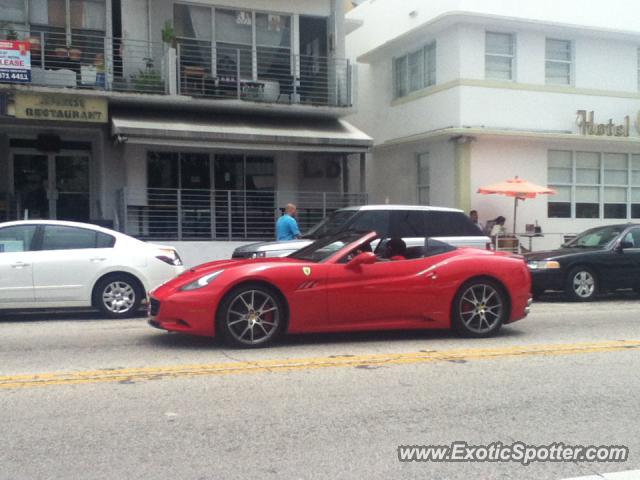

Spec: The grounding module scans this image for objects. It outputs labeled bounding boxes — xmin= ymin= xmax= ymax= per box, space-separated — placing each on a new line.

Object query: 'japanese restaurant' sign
xmin=0 ymin=40 xmax=31 ymax=83
xmin=14 ymin=92 xmax=108 ymax=123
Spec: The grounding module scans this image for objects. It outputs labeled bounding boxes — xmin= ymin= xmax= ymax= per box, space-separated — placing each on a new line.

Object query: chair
xmin=182 ymin=66 xmax=206 ymax=95
xmin=276 ymin=75 xmax=299 ymax=103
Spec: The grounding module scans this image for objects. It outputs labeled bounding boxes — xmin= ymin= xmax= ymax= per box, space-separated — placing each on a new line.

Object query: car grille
xmin=149 ymin=298 xmax=161 ymax=316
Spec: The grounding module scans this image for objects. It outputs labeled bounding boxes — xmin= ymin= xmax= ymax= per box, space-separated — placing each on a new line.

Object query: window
xmin=548 ymin=150 xmax=640 ymax=219
xmin=417 ymin=153 xmax=430 ymax=205
xmin=70 ymin=0 xmax=106 ymax=31
xmin=393 ymin=42 xmax=436 ymax=98
xmin=256 ymin=13 xmax=291 ymax=82
xmin=350 ymin=211 xmax=391 ymax=237
xmin=426 ymin=211 xmax=485 ymax=237
xmin=0 ymin=225 xmax=37 ymax=253
xmin=41 ymin=225 xmax=99 ymax=250
xmin=637 ymin=48 xmax=640 ymax=91
xmin=485 ymin=32 xmax=514 ymax=80
xmin=391 ymin=211 xmax=425 ymax=238
xmin=546 ymin=38 xmax=572 ymax=85
xmin=0 ymin=0 xmax=26 ymax=24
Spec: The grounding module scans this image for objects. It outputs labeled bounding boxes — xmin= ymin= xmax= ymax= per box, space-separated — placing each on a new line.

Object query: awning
xmin=111 ymin=111 xmax=372 ymax=153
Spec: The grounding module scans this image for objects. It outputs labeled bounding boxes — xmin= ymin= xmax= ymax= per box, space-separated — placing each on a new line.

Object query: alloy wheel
xmin=226 ymin=289 xmax=280 ymax=345
xmin=572 ymin=271 xmax=595 ymax=298
xmin=102 ymin=281 xmax=136 ymax=314
xmin=458 ymin=283 xmax=504 ymax=334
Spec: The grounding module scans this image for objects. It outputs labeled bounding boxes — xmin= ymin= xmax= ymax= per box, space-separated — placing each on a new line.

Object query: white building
xmin=347 ymin=0 xmax=640 ymax=249
xmin=0 ymin=0 xmax=371 ymax=254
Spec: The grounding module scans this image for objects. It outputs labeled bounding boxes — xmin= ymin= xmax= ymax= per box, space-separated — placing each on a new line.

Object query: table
xmin=519 ymin=233 xmax=544 ymax=252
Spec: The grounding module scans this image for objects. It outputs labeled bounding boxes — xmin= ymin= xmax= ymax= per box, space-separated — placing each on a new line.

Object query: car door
xmin=326 ymin=254 xmax=435 ymax=327
xmin=611 ymin=227 xmax=640 ymax=288
xmin=0 ymin=225 xmax=38 ymax=304
xmin=32 ymin=225 xmax=115 ymax=304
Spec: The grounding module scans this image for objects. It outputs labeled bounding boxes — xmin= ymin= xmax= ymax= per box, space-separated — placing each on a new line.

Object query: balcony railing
xmin=118 ymin=188 xmax=368 ymax=241
xmin=2 ymin=29 xmax=353 ymax=107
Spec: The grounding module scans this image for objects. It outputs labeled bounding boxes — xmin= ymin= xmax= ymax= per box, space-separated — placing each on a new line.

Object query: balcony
xmin=118 ymin=188 xmax=368 ymax=241
xmin=2 ymin=30 xmax=353 ymax=110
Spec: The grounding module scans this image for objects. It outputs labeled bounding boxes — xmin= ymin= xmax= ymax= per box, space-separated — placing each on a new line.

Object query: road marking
xmin=1 ymin=340 xmax=639 ymax=390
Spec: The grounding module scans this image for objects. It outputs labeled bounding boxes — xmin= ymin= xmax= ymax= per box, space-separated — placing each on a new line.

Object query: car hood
xmin=234 ymin=239 xmax=314 ymax=254
xmin=189 ymin=257 xmax=305 ymax=273
xmin=524 ymin=247 xmax=603 ymax=262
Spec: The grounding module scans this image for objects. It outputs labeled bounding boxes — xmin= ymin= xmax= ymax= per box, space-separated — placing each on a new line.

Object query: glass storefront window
xmin=547 ymin=185 xmax=571 ymax=218
xmin=174 ymin=4 xmax=212 ymax=41
xmin=0 ymin=0 xmax=26 ymax=23
xmin=70 ymin=0 xmax=106 ymax=31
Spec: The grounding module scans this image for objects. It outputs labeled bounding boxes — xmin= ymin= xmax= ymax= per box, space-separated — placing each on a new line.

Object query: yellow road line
xmin=1 ymin=340 xmax=638 ymax=390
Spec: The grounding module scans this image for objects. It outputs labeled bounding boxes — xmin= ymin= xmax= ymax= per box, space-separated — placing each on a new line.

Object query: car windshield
xmin=565 ymin=226 xmax=624 ymax=248
xmin=289 ymin=232 xmax=365 ymax=262
xmin=302 ymin=210 xmax=358 ymax=239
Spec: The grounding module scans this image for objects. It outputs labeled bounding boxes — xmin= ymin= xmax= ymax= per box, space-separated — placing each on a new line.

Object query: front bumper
xmin=530 ymin=268 xmax=565 ymax=292
xmin=147 ymin=287 xmax=224 ymax=337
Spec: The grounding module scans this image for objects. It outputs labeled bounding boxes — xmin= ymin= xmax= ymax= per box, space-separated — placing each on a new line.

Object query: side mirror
xmin=346 ymin=251 xmax=377 ymax=269
xmin=617 ymin=240 xmax=634 ymax=252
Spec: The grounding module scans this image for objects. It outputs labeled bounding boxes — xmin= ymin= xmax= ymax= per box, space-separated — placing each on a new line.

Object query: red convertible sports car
xmin=148 ymin=232 xmax=531 ymax=348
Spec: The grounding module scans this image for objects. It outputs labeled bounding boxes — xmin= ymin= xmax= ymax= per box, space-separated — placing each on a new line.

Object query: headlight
xmin=251 ymin=252 xmax=267 ymax=259
xmin=527 ymin=261 xmax=560 ymax=270
xmin=180 ymin=270 xmax=224 ymax=291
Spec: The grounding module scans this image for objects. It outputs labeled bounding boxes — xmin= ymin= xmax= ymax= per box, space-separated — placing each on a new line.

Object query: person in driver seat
xmin=385 ymin=237 xmax=407 ymax=260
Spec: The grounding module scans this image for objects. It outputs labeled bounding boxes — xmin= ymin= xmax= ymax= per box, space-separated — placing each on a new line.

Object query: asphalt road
xmin=1 ymin=295 xmax=639 ymax=480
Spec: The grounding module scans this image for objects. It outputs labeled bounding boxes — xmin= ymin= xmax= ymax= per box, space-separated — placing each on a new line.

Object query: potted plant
xmin=131 ymin=59 xmax=163 ymax=93
xmin=161 ymin=20 xmax=176 ymax=48
xmin=5 ymin=28 xmax=18 ymax=40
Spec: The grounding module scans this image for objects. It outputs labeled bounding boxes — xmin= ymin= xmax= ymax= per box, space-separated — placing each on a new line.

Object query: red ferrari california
xmin=148 ymin=232 xmax=531 ymax=348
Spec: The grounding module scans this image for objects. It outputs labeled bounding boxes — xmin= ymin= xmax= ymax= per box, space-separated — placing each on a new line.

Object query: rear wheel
xmin=565 ymin=267 xmax=597 ymax=301
xmin=94 ymin=274 xmax=143 ymax=318
xmin=218 ymin=284 xmax=285 ymax=348
xmin=452 ymin=279 xmax=507 ymax=338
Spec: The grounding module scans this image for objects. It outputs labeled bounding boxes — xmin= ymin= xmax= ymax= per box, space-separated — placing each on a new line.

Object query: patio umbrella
xmin=478 ymin=176 xmax=556 ymax=234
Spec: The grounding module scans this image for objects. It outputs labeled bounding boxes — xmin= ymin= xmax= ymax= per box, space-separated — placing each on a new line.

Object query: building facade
xmin=0 ymin=0 xmax=371 ymax=244
xmin=347 ymin=0 xmax=640 ymax=249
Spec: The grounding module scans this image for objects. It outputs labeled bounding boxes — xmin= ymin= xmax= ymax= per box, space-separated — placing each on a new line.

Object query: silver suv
xmin=232 ymin=205 xmax=490 ymax=259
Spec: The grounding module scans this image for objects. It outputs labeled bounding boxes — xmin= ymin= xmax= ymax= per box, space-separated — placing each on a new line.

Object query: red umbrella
xmin=478 ymin=176 xmax=556 ymax=233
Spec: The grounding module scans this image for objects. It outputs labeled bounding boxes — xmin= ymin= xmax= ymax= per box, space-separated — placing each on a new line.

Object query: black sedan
xmin=525 ymin=224 xmax=640 ymax=301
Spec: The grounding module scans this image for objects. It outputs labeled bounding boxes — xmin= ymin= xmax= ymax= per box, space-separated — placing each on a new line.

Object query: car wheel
xmin=218 ymin=284 xmax=285 ymax=348
xmin=94 ymin=275 xmax=143 ymax=318
xmin=452 ymin=279 xmax=507 ymax=338
xmin=566 ymin=267 xmax=597 ymax=301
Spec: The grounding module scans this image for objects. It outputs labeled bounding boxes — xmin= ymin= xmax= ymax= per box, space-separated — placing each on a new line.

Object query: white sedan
xmin=0 ymin=220 xmax=185 ymax=318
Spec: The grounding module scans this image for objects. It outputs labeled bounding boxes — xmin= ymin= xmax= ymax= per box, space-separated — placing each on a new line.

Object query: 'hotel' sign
xmin=576 ymin=110 xmax=630 ymax=137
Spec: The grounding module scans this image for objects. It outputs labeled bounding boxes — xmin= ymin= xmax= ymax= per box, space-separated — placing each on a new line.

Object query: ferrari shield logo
xmin=302 ymin=267 xmax=312 ymax=276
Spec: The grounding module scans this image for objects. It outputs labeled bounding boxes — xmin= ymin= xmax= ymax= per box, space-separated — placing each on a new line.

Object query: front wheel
xmin=565 ymin=266 xmax=597 ymax=301
xmin=94 ymin=275 xmax=143 ymax=318
xmin=217 ymin=284 xmax=285 ymax=348
xmin=451 ymin=279 xmax=508 ymax=338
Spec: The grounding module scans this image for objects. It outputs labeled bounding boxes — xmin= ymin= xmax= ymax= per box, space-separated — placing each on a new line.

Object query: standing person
xmin=490 ymin=216 xmax=507 ymax=238
xmin=469 ymin=210 xmax=484 ymax=233
xmin=276 ymin=203 xmax=301 ymax=241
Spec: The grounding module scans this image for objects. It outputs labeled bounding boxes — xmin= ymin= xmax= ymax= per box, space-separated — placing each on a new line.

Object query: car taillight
xmin=156 ymin=248 xmax=183 ymax=266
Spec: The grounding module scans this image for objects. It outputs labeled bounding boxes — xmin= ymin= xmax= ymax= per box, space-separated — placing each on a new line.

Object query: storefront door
xmin=13 ymin=152 xmax=90 ymax=222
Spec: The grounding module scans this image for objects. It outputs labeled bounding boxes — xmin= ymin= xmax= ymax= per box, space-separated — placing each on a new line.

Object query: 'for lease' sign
xmin=0 ymin=40 xmax=31 ymax=83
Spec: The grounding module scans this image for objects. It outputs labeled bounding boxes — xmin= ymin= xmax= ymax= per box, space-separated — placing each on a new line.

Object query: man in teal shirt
xmin=276 ymin=203 xmax=301 ymax=241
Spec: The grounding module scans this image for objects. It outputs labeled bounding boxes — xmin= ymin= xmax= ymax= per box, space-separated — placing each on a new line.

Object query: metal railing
xmin=120 ymin=188 xmax=368 ymax=241
xmin=2 ymin=29 xmax=352 ymax=107
xmin=176 ymin=40 xmax=352 ymax=106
